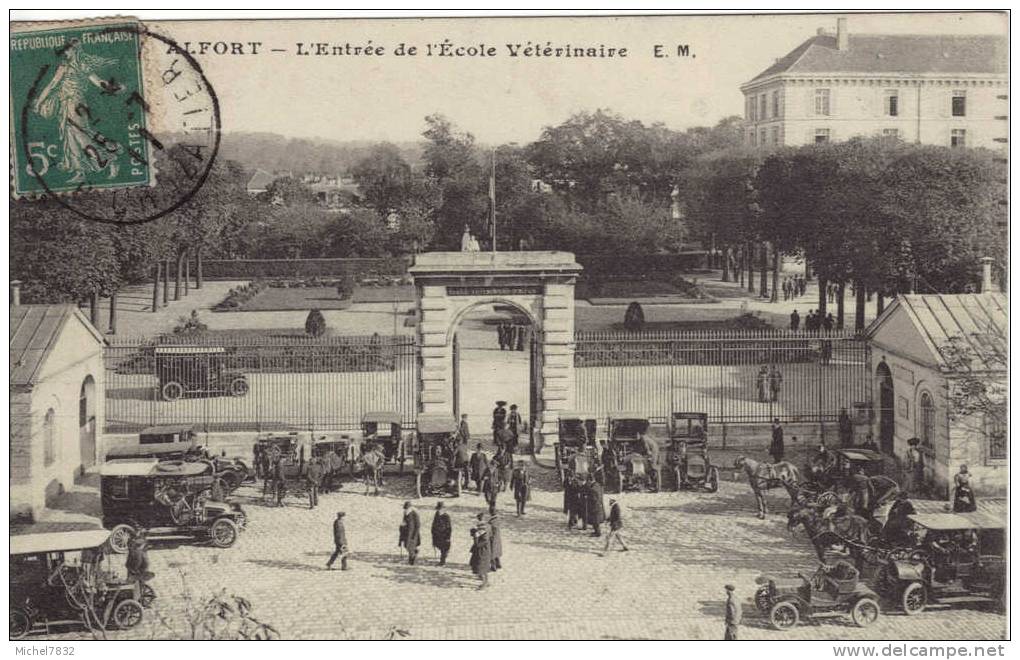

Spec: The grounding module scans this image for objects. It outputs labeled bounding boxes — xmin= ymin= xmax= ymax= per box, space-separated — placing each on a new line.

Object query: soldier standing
xmin=326 ymin=512 xmax=350 ymax=571
xmin=587 ymin=477 xmax=606 ymax=537
xmin=510 ymin=461 xmax=531 ymax=516
xmin=430 ymin=501 xmax=452 ymax=566
xmin=398 ymin=501 xmax=421 ymax=565
xmin=724 ymin=584 xmax=740 ymax=640
xmin=306 ymin=456 xmax=323 ymax=509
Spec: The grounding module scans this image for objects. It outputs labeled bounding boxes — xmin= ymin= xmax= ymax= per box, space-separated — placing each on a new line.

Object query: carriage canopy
xmin=907 ymin=512 xmax=1005 ymax=531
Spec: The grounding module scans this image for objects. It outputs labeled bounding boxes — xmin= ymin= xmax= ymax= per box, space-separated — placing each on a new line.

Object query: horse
xmin=787 ymin=503 xmax=884 ymax=564
xmin=734 ymin=456 xmax=802 ymax=519
xmin=355 ymin=447 xmax=385 ymax=496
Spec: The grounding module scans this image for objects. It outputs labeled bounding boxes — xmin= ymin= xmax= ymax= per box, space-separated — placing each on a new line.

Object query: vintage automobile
xmin=360 ymin=411 xmax=407 ymax=471
xmin=554 ymin=412 xmax=599 ymax=486
xmin=603 ymin=412 xmax=661 ymax=493
xmin=10 ymin=530 xmax=150 ymax=638
xmin=106 ymin=425 xmax=251 ymax=490
xmin=813 ymin=448 xmax=886 ymax=486
xmin=666 ymin=412 xmax=719 ymax=492
xmin=255 ymin=430 xmax=306 ymax=478
xmin=412 ymin=415 xmax=461 ymax=498
xmin=755 ymin=563 xmax=881 ymax=629
xmin=100 ymin=459 xmax=247 ymax=552
xmin=879 ymin=512 xmax=1006 ymax=614
xmin=155 ymin=345 xmax=249 ymax=401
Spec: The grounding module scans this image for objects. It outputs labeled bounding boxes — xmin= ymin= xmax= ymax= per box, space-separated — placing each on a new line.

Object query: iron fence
xmin=104 ymin=334 xmax=418 ymax=433
xmin=574 ymin=329 xmax=870 ymax=425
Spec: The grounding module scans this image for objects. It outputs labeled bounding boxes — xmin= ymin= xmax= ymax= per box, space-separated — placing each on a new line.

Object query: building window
xmin=771 ymin=126 xmax=779 ymax=145
xmin=919 ymin=392 xmax=936 ymax=448
xmin=814 ymin=88 xmax=831 ymax=116
xmin=759 ymin=129 xmax=766 ymax=146
xmin=814 ymin=128 xmax=830 ymax=143
xmin=746 ymin=97 xmax=752 ymax=121
xmin=987 ymin=410 xmax=1006 ymax=461
xmin=884 ymin=90 xmax=899 ymax=117
xmin=772 ymin=90 xmax=781 ymax=118
xmin=759 ymin=94 xmax=767 ymax=120
xmin=44 ymin=408 xmax=56 ymax=467
xmin=952 ymin=90 xmax=966 ymax=117
xmin=749 ymin=96 xmax=757 ymax=122
xmin=951 ymin=129 xmax=967 ymax=148
xmin=882 ymin=128 xmax=900 ymax=140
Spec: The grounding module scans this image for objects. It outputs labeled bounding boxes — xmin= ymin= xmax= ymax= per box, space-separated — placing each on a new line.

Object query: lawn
xmin=574 ymin=277 xmax=711 ymax=301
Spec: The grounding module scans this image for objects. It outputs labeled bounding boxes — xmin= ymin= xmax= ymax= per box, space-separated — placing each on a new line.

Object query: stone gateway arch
xmin=408 ymin=252 xmax=581 ymax=448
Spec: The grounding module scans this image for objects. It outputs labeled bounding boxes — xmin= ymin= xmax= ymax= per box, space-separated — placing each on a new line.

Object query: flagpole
xmin=490 ymin=148 xmax=496 ymax=254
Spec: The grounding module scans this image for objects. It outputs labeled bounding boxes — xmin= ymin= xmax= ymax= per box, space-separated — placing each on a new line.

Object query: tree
xmin=351 ymin=143 xmax=413 ymax=215
xmin=623 ymin=302 xmax=645 ymax=331
xmin=259 ymin=177 xmax=317 ymax=206
xmin=324 ymin=208 xmax=390 ymax=258
xmin=420 ymin=114 xmax=487 ymax=249
xmin=304 ymin=309 xmax=327 ymax=337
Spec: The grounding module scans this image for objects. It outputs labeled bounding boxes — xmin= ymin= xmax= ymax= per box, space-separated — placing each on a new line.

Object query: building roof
xmin=867 ymin=292 xmax=1007 ymax=371
xmin=10 ymin=530 xmax=111 ymax=555
xmin=246 ymin=168 xmax=276 ymax=193
xmin=748 ymin=33 xmax=1007 ymax=84
xmin=10 ymin=304 xmax=104 ymax=387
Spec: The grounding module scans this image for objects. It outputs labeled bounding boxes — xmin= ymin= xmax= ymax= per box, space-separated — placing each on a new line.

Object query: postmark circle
xmin=19 ymin=24 xmax=221 ymax=225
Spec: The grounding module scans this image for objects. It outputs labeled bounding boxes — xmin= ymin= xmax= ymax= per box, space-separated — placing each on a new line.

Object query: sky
xmin=114 ymin=12 xmax=1009 ymax=144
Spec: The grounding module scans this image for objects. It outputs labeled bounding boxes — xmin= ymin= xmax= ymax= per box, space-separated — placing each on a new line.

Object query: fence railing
xmin=104 ymin=334 xmax=418 ymax=434
xmin=574 ymin=330 xmax=870 ymax=425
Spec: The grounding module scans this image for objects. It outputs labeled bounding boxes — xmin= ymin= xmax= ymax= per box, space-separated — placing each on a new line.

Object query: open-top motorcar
xmin=604 ymin=412 xmax=660 ymax=493
xmin=100 ymin=459 xmax=247 ymax=552
xmin=10 ymin=530 xmax=150 ymax=638
xmin=106 ymin=425 xmax=251 ymax=490
xmin=412 ymin=414 xmax=461 ymax=498
xmin=666 ymin=412 xmax=719 ymax=492
xmin=554 ymin=412 xmax=599 ymax=486
xmin=360 ymin=411 xmax=407 ymax=472
xmin=755 ymin=563 xmax=881 ymax=630
xmin=878 ymin=511 xmax=1005 ymax=614
xmin=812 ymin=448 xmax=886 ymax=488
xmin=255 ymin=430 xmax=306 ymax=478
xmin=154 ymin=345 xmax=249 ymax=401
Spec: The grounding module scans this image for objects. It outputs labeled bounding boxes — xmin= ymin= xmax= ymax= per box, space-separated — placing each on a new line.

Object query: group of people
xmin=491 ymin=400 xmax=525 ymax=450
xmin=780 ymin=275 xmax=808 ymax=301
xmin=466 ymin=442 xmax=532 ymax=516
xmin=563 ymin=474 xmax=629 ymax=554
xmin=789 ymin=308 xmax=836 ymax=333
xmin=496 ymin=322 xmax=529 ymax=351
xmin=755 ymin=364 xmax=783 ymax=402
xmin=254 ymin=441 xmax=347 ymax=510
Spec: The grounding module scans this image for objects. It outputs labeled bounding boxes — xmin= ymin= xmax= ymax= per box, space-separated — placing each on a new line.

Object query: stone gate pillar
xmin=408 ymin=252 xmax=582 ymax=450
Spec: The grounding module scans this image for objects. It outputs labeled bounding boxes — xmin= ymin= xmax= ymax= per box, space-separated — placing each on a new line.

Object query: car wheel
xmin=161 ymin=381 xmax=184 ymax=401
xmin=109 ymin=523 xmax=135 ymax=554
xmin=229 ymin=377 xmax=249 ymax=397
xmin=10 ymin=608 xmax=32 ymax=639
xmin=901 ymin=582 xmax=927 ymax=615
xmin=706 ymin=467 xmax=720 ymax=493
xmin=112 ymin=598 xmax=144 ymax=629
xmin=769 ymin=601 xmax=799 ymax=630
xmin=209 ymin=518 xmax=239 ymax=548
xmin=852 ymin=597 xmax=880 ymax=627
xmin=139 ymin=583 xmax=157 ymax=608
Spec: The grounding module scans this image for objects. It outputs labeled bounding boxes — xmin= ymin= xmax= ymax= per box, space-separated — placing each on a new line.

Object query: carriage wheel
xmin=851 ymin=597 xmax=880 ymax=627
xmin=229 ymin=377 xmax=249 ymax=398
xmin=161 ymin=381 xmax=184 ymax=401
xmin=209 ymin=518 xmax=239 ymax=548
xmin=10 ymin=608 xmax=31 ymax=639
xmin=139 ymin=583 xmax=157 ymax=608
xmin=706 ymin=467 xmax=720 ymax=493
xmin=415 ymin=473 xmax=423 ymax=499
xmin=769 ymin=601 xmax=799 ymax=630
xmin=901 ymin=582 xmax=927 ymax=615
xmin=109 ymin=523 xmax=136 ymax=554
xmin=112 ymin=598 xmax=144 ymax=629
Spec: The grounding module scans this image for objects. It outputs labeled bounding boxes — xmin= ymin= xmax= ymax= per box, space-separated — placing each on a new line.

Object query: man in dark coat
xmin=492 ymin=401 xmax=507 ymax=442
xmin=469 ymin=443 xmax=487 ymax=491
xmin=398 ymin=501 xmax=421 ymax=565
xmin=252 ymin=443 xmax=262 ymax=479
xmin=838 ymin=408 xmax=854 ymax=448
xmin=510 ymin=461 xmax=531 ymax=516
xmin=489 ymin=512 xmax=503 ymax=571
xmin=586 ymin=478 xmax=607 ymax=537
xmin=470 ymin=514 xmax=491 ymax=589
xmin=326 ymin=511 xmax=349 ymax=570
xmin=481 ymin=468 xmax=498 ymax=514
xmin=883 ymin=491 xmax=916 ymax=546
xmin=769 ymin=418 xmax=785 ymax=463
xmin=454 ymin=438 xmax=471 ymax=488
xmin=789 ymin=309 xmax=800 ymax=332
xmin=602 ymin=497 xmax=629 ymax=554
xmin=306 ymin=457 xmax=324 ymax=509
xmin=430 ymin=501 xmax=452 ymax=566
xmin=457 ymin=414 xmax=471 ymax=445
xmin=126 ymin=530 xmax=152 ymax=600
xmin=564 ymin=477 xmax=577 ymax=529
xmin=507 ymin=404 xmax=523 ymax=453
xmin=272 ymin=457 xmax=286 ymax=506
xmin=724 ymin=584 xmax=741 ymax=640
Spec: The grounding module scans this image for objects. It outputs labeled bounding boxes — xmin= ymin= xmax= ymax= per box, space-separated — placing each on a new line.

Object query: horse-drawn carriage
xmin=554 ymin=412 xmax=599 ymax=486
xmin=412 ymin=415 xmax=462 ymax=498
xmin=100 ymin=460 xmax=247 ymax=553
xmin=360 ymin=411 xmax=408 ymax=472
xmin=604 ymin=412 xmax=660 ymax=493
xmin=666 ymin=412 xmax=719 ymax=492
xmin=10 ymin=530 xmax=151 ymax=639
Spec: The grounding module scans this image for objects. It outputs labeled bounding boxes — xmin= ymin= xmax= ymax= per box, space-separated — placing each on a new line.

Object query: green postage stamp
xmin=10 ymin=22 xmax=151 ymax=196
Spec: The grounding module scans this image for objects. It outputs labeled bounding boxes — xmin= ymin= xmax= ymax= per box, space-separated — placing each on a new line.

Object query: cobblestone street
xmin=44 ymin=467 xmax=1006 ymax=641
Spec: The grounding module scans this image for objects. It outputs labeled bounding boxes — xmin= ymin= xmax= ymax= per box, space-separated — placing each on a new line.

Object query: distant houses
xmin=246 ymin=169 xmax=362 ymax=210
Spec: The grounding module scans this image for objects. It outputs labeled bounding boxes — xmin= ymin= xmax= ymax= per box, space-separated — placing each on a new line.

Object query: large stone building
xmin=10 ymin=299 xmax=105 ymax=521
xmin=741 ymin=18 xmax=1007 ymax=150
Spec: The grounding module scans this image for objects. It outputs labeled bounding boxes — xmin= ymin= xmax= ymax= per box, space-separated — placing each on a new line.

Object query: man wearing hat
xmin=470 ymin=443 xmax=488 ymax=492
xmin=430 ymin=501 xmax=452 ymax=566
xmin=601 ymin=496 xmax=629 ymax=554
xmin=326 ymin=512 xmax=349 ymax=570
xmin=399 ymin=501 xmax=421 ymax=565
xmin=492 ymin=401 xmax=507 ymax=443
xmin=724 ymin=584 xmax=741 ymax=640
xmin=510 ymin=460 xmax=531 ymax=516
xmin=506 ymin=404 xmax=523 ymax=454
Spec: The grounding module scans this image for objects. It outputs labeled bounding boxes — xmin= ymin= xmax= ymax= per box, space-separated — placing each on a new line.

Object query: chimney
xmin=837 ymin=17 xmax=849 ymax=51
xmin=10 ymin=280 xmax=21 ymax=307
xmin=980 ymin=257 xmax=995 ymax=293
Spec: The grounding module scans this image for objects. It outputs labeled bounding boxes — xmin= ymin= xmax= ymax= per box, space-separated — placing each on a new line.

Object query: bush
xmin=304 ymin=308 xmax=327 ymax=337
xmin=623 ymin=302 xmax=645 ymax=332
xmin=337 ymin=271 xmax=357 ymax=300
xmin=173 ymin=310 xmax=208 ymax=335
